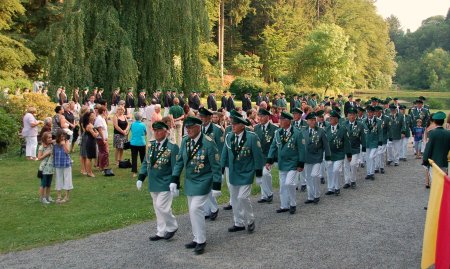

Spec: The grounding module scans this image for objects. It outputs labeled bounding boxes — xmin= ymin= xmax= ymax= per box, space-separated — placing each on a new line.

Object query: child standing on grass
xmin=37 ymin=132 xmax=54 ymax=204
xmin=413 ymin=119 xmax=424 ymax=159
xmin=54 ymin=129 xmax=73 ymax=203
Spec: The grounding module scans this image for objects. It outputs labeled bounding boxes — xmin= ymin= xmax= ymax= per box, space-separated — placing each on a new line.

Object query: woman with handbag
xmin=37 ymin=132 xmax=54 ymax=204
xmin=113 ymin=106 xmax=129 ymax=166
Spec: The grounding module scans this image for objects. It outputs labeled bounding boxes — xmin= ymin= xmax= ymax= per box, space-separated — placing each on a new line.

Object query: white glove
xmin=326 ymin=161 xmax=332 ymax=166
xmin=169 ymin=183 xmax=177 ymax=192
xmin=136 ymin=180 xmax=142 ymax=190
xmin=212 ymin=190 xmax=222 ymax=198
xmin=221 ymin=174 xmax=225 ymax=182
xmin=255 ymin=177 xmax=263 ymax=185
xmin=377 ymin=146 xmax=383 ymax=151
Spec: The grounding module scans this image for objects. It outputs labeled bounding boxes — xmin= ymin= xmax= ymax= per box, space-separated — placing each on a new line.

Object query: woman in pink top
xmin=22 ymin=107 xmax=42 ymax=160
xmin=149 ymin=104 xmax=162 ymax=141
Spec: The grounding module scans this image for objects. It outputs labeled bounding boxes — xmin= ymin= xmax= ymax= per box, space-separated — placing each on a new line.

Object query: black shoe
xmin=387 ymin=161 xmax=392 ymax=166
xmin=223 ymin=204 xmax=232 ymax=210
xmin=325 ymin=190 xmax=335 ymax=195
xmin=266 ymin=195 xmax=273 ymax=203
xmin=313 ymin=198 xmax=320 ymax=204
xmin=149 ymin=235 xmax=164 ymax=241
xmin=394 ymin=163 xmax=399 ymax=166
xmin=300 ymin=185 xmax=307 ymax=192
xmin=374 ymin=169 xmax=379 ymax=173
xmin=304 ymin=200 xmax=314 ymax=204
xmin=257 ymin=198 xmax=268 ymax=203
xmin=247 ymin=221 xmax=255 ymax=233
xmin=425 ymin=184 xmax=430 ymax=189
xmin=276 ymin=208 xmax=289 ymax=213
xmin=194 ymin=243 xmax=206 ymax=255
xmin=289 ymin=206 xmax=296 ymax=214
xmin=164 ymin=229 xmax=177 ymax=240
xmin=204 ymin=215 xmax=210 ymax=219
xmin=370 ymin=175 xmax=375 ymax=180
xmin=228 ymin=225 xmax=245 ymax=232
xmin=335 ymin=189 xmax=340 ymax=195
xmin=210 ymin=209 xmax=219 ymax=221
xmin=380 ymin=168 xmax=385 ymax=174
xmin=343 ymin=183 xmax=350 ymax=189
xmin=351 ymin=182 xmax=356 ymax=189
xmin=320 ymin=177 xmax=325 ymax=184
xmin=360 ymin=163 xmax=365 ymax=168
xmin=185 ymin=241 xmax=197 ymax=249
xmin=365 ymin=175 xmax=371 ymax=180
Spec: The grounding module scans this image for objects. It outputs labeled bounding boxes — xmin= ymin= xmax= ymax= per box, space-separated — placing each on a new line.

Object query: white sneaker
xmin=47 ymin=197 xmax=54 ymax=203
xmin=41 ymin=198 xmax=50 ymax=204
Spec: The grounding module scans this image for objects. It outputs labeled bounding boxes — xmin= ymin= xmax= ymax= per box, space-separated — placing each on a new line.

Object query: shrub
xmin=228 ymin=77 xmax=267 ymax=100
xmin=0 ymin=108 xmax=20 ymax=153
xmin=1 ymin=93 xmax=57 ymax=121
xmin=232 ymin=53 xmax=262 ymax=78
xmin=427 ymin=98 xmax=445 ymax=109
xmin=0 ymin=78 xmax=32 ymax=91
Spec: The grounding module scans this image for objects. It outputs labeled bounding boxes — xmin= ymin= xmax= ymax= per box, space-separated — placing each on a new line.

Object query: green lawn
xmin=0 ymin=130 xmax=279 ymax=253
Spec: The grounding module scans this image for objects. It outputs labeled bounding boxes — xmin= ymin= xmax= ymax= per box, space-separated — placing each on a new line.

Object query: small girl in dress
xmin=54 ymin=129 xmax=73 ymax=203
xmin=37 ymin=132 xmax=54 ymax=204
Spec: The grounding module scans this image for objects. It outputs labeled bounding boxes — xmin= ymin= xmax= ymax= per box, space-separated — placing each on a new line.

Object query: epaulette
xmin=204 ymin=135 xmax=213 ymax=142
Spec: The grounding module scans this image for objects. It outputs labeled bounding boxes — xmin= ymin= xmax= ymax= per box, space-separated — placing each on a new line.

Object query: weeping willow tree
xmin=49 ymin=0 xmax=209 ymax=98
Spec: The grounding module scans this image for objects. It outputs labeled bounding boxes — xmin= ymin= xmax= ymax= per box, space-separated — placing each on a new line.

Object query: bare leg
xmin=80 ymin=156 xmax=86 ymax=174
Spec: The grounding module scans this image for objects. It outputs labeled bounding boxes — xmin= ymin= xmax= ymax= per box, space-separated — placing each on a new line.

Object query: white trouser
xmin=204 ymin=191 xmax=219 ymax=216
xmin=187 ymin=195 xmax=208 ymax=244
xmin=375 ymin=145 xmax=386 ymax=169
xmin=174 ymin=121 xmax=183 ymax=147
xmin=229 ymin=184 xmax=254 ymax=227
xmin=391 ymin=139 xmax=402 ymax=164
xmin=225 ymin=167 xmax=232 ymax=205
xmin=145 ymin=120 xmax=154 ymax=142
xmin=359 ymin=145 xmax=365 ymax=164
xmin=150 ymin=192 xmax=178 ymax=237
xmin=279 ymin=170 xmax=298 ymax=208
xmin=400 ymin=137 xmax=409 ymax=159
xmin=319 ymin=153 xmax=326 ymax=178
xmin=260 ymin=166 xmax=273 ymax=199
xmin=305 ymin=163 xmax=321 ymax=200
xmin=163 ymin=107 xmax=169 ymax=117
xmin=299 ymin=170 xmax=306 ymax=186
xmin=139 ymin=107 xmax=145 ymax=114
xmin=344 ymin=153 xmax=359 ymax=184
xmin=25 ymin=136 xmax=38 ymax=158
xmin=387 ymin=140 xmax=394 ymax=162
xmin=55 ymin=167 xmax=73 ymax=191
xmin=366 ymin=148 xmax=378 ymax=175
xmin=110 ymin=105 xmax=117 ymax=115
xmin=327 ymin=160 xmax=343 ymax=191
xmin=126 ymin=108 xmax=135 ymax=116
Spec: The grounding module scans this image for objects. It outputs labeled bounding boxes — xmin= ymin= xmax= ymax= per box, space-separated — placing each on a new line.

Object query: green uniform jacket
xmin=308 ymin=99 xmax=317 ymax=108
xmin=267 ymin=126 xmax=305 ymax=170
xmin=325 ymin=124 xmax=352 ymax=161
xmin=388 ymin=113 xmax=406 ymax=141
xmin=139 ymin=140 xmax=179 ymax=192
xmin=403 ymin=114 xmax=413 ymax=138
xmin=292 ymin=119 xmax=308 ymax=130
xmin=379 ymin=115 xmax=390 ymax=145
xmin=254 ymin=122 xmax=278 ymax=162
xmin=411 ymin=107 xmax=430 ymax=127
xmin=344 ymin=120 xmax=366 ymax=154
xmin=204 ymin=123 xmax=224 ymax=152
xmin=316 ymin=121 xmax=330 ymax=130
xmin=301 ymin=127 xmax=331 ymax=164
xmin=277 ymin=98 xmax=287 ymax=108
xmin=221 ymin=130 xmax=264 ymax=185
xmin=172 ymin=134 xmax=222 ymax=196
xmin=422 ymin=127 xmax=450 ymax=168
xmin=364 ymin=117 xmax=383 ymax=149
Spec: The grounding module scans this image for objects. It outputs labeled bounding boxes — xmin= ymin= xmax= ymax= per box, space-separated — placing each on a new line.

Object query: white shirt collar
xmin=203 ymin=123 xmax=211 ymax=131
xmin=155 ymin=138 xmax=167 ymax=149
xmin=192 ymin=132 xmax=202 ymax=144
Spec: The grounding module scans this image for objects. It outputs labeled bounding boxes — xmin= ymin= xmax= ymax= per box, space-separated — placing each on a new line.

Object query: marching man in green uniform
xmin=387 ymin=104 xmax=406 ymax=166
xmin=292 ymin=108 xmax=307 ymax=191
xmin=308 ymin=93 xmax=318 ymax=109
xmin=411 ymin=99 xmax=430 ymax=128
xmin=343 ymin=107 xmax=366 ymax=189
xmin=254 ymin=108 xmax=277 ymax=203
xmin=399 ymin=105 xmax=412 ymax=161
xmin=375 ymin=105 xmax=390 ymax=173
xmin=266 ymin=112 xmax=305 ymax=214
xmin=302 ymin=112 xmax=331 ymax=204
xmin=172 ymin=116 xmax=222 ymax=255
xmin=199 ymin=107 xmax=224 ymax=221
xmin=364 ymin=106 xmax=383 ymax=180
xmin=136 ymin=121 xmax=179 ymax=241
xmin=422 ymin=111 xmax=450 ymax=174
xmin=221 ymin=114 xmax=264 ymax=232
xmin=325 ymin=110 xmax=352 ymax=196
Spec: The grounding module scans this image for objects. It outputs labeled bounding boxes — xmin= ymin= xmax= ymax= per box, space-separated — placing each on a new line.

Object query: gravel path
xmin=0 ymin=150 xmax=428 ymax=269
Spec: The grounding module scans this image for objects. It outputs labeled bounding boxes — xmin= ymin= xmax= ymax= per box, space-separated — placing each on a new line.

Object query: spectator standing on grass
xmin=113 ymin=106 xmax=129 ymax=166
xmin=81 ymin=111 xmax=98 ymax=177
xmin=94 ymin=106 xmax=110 ymax=173
xmin=130 ymin=112 xmax=147 ymax=177
xmin=149 ymin=104 xmax=162 ymax=141
xmin=169 ymin=98 xmax=184 ymax=146
xmin=38 ymin=117 xmax=52 ymax=143
xmin=54 ymin=130 xmax=73 ymax=203
xmin=37 ymin=132 xmax=54 ymax=204
xmin=22 ymin=107 xmax=42 ymax=160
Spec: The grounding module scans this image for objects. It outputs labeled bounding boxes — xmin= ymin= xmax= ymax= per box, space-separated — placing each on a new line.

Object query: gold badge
xmin=257 ymin=141 xmax=261 ymax=148
xmin=215 ymin=153 xmax=220 ymax=161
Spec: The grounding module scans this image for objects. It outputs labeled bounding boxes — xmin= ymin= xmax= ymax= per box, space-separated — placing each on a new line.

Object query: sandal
xmin=56 ymin=198 xmax=63 ymax=204
xmin=87 ymin=173 xmax=95 ymax=178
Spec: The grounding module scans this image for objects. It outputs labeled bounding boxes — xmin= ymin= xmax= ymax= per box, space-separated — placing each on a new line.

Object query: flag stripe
xmin=435 ymin=175 xmax=450 ymax=269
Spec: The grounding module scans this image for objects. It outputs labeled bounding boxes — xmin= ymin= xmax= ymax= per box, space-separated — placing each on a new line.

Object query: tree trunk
xmin=218 ymin=0 xmax=224 ymax=86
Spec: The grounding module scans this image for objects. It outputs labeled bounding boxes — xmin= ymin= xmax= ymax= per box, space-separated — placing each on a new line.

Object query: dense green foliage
xmin=390 ymin=11 xmax=450 ymax=90
xmin=0 ymin=108 xmax=19 ymax=153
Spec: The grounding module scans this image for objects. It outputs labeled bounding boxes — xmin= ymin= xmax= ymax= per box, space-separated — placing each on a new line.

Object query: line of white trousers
xmin=187 ymin=194 xmax=208 ymax=244
xmin=359 ymin=145 xmax=365 ymax=165
xmin=399 ymin=137 xmax=409 ymax=159
xmin=387 ymin=140 xmax=393 ymax=162
xmin=260 ymin=166 xmax=273 ymax=199
xmin=225 ymin=167 xmax=232 ymax=205
xmin=126 ymin=108 xmax=135 ymax=116
xmin=279 ymin=170 xmax=298 ymax=208
xmin=366 ymin=148 xmax=378 ymax=175
xmin=299 ymin=170 xmax=306 ymax=186
xmin=305 ymin=163 xmax=321 ymax=200
xmin=375 ymin=145 xmax=386 ymax=170
xmin=327 ymin=160 xmax=343 ymax=191
xmin=204 ymin=191 xmax=219 ymax=216
xmin=344 ymin=153 xmax=359 ymax=184
xmin=319 ymin=153 xmax=326 ymax=178
xmin=390 ymin=139 xmax=402 ymax=164
xmin=150 ymin=192 xmax=178 ymax=237
xmin=25 ymin=136 xmax=38 ymax=158
xmin=229 ymin=184 xmax=254 ymax=227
